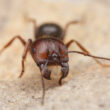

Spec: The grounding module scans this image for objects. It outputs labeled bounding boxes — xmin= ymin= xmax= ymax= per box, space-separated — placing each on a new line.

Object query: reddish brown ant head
xmin=36 ymin=23 xmax=63 ymax=40
xmin=30 ymin=38 xmax=69 ymax=82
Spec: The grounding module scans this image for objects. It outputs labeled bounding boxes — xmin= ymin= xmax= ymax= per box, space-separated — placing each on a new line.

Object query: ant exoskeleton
xmin=0 ymin=16 xmax=110 ymax=105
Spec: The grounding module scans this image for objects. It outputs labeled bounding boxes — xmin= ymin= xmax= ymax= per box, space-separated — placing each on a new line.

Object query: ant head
xmin=37 ymin=23 xmax=63 ymax=40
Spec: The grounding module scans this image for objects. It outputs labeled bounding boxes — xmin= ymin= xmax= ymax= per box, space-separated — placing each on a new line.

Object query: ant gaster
xmin=1 ymin=17 xmax=110 ymax=105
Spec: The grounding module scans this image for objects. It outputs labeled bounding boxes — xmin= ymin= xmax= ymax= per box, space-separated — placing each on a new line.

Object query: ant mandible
xmin=0 ymin=16 xmax=110 ymax=105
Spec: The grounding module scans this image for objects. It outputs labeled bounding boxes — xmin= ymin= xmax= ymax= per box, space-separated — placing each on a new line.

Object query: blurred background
xmin=0 ymin=0 xmax=110 ymax=110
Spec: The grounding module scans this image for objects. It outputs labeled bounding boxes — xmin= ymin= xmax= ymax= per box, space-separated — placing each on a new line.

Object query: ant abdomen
xmin=36 ymin=23 xmax=64 ymax=40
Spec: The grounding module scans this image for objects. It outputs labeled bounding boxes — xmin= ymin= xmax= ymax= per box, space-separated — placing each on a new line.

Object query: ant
xmin=0 ymin=16 xmax=110 ymax=105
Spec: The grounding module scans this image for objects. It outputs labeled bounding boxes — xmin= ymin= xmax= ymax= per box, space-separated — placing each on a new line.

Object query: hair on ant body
xmin=0 ymin=16 xmax=110 ymax=105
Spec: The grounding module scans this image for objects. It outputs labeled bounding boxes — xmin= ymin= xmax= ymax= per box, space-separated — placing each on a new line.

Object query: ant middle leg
xmin=0 ymin=36 xmax=26 ymax=54
xmin=66 ymin=39 xmax=110 ymax=67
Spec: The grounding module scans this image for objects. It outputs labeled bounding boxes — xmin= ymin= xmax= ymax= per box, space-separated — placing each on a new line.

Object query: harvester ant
xmin=0 ymin=16 xmax=110 ymax=105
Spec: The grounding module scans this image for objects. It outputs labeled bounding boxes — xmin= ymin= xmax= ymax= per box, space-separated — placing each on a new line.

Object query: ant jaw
xmin=42 ymin=68 xmax=52 ymax=80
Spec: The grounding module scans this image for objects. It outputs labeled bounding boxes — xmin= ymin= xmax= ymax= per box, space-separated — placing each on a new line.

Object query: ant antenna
xmin=68 ymin=51 xmax=110 ymax=60
xmin=41 ymin=60 xmax=49 ymax=105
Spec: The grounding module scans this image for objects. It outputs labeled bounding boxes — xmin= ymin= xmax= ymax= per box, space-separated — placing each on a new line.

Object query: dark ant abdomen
xmin=36 ymin=23 xmax=63 ymax=40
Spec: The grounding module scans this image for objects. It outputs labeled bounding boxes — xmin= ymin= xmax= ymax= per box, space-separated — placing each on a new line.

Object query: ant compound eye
xmin=32 ymin=48 xmax=36 ymax=54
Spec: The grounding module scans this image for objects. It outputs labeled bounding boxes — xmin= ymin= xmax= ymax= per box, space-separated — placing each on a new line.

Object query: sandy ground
xmin=0 ymin=0 xmax=110 ymax=110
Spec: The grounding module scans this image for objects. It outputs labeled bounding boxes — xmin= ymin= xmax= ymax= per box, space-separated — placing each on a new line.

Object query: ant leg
xmin=19 ymin=39 xmax=32 ymax=78
xmin=66 ymin=39 xmax=110 ymax=67
xmin=65 ymin=40 xmax=74 ymax=48
xmin=24 ymin=15 xmax=37 ymax=38
xmin=0 ymin=36 xmax=26 ymax=54
xmin=59 ymin=62 xmax=69 ymax=85
xmin=62 ymin=19 xmax=83 ymax=38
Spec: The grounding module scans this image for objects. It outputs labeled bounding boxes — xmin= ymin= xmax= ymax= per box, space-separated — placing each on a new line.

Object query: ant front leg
xmin=65 ymin=40 xmax=74 ymax=48
xmin=0 ymin=36 xmax=26 ymax=54
xmin=19 ymin=39 xmax=32 ymax=78
xmin=66 ymin=39 xmax=110 ymax=67
xmin=59 ymin=62 xmax=69 ymax=85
